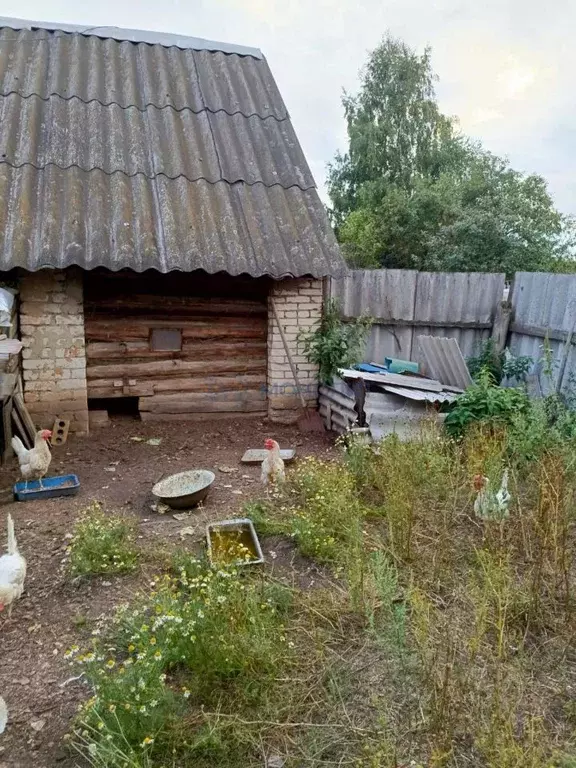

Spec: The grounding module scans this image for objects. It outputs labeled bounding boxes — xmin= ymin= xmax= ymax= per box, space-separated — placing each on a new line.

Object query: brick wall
xmin=267 ymin=278 xmax=323 ymax=424
xmin=20 ymin=269 xmax=89 ymax=435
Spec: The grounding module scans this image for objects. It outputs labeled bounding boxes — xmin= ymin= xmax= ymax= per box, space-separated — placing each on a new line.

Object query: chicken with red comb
xmin=261 ymin=438 xmax=285 ymax=487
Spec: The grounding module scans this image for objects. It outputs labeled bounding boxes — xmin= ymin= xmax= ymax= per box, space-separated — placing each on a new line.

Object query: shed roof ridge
xmin=0 ymin=158 xmax=318 ymax=190
xmin=0 ymin=17 xmax=263 ymax=58
xmin=0 ymin=89 xmax=290 ymax=121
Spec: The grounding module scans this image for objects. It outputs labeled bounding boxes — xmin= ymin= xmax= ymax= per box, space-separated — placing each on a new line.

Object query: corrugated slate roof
xmin=0 ymin=19 xmax=344 ymax=277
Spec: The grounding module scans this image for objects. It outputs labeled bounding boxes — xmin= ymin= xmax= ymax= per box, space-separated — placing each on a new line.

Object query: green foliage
xmin=445 ymin=370 xmax=530 ymax=438
xmin=298 ymin=298 xmax=372 ymax=384
xmin=69 ymin=559 xmax=291 ymax=765
xmin=67 ymin=502 xmax=139 ymax=577
xmin=329 ymin=35 xmax=574 ymax=274
xmin=467 ymin=339 xmax=532 ymax=384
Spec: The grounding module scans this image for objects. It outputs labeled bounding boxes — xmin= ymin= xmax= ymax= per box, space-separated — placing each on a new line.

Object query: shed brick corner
xmin=20 ymin=269 xmax=89 ymax=435
xmin=267 ymin=278 xmax=322 ymax=424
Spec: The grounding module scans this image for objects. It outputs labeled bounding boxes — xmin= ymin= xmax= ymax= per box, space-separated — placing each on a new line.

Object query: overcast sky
xmin=3 ymin=0 xmax=574 ymax=214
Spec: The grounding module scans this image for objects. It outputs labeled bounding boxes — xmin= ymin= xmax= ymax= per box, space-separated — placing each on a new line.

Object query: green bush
xmin=445 ymin=370 xmax=531 ymax=439
xmin=298 ymin=298 xmax=372 ymax=384
xmin=69 ymin=559 xmax=292 ymax=764
xmin=68 ymin=502 xmax=139 ymax=577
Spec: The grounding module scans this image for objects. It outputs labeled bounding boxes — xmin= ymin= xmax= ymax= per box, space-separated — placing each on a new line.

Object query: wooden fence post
xmin=491 ymin=300 xmax=512 ymax=354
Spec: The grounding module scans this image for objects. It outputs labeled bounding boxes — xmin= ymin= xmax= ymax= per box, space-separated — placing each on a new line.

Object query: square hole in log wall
xmin=150 ymin=328 xmax=182 ymax=352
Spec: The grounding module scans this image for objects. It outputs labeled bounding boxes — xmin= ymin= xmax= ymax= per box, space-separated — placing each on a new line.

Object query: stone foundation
xmin=267 ymin=278 xmax=322 ymax=424
xmin=20 ymin=269 xmax=89 ymax=435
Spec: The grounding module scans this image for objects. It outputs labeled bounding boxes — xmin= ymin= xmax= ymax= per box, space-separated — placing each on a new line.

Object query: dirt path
xmin=0 ymin=416 xmax=334 ymax=767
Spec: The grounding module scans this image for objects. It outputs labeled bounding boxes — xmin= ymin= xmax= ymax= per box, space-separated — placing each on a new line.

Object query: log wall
xmin=84 ymin=271 xmax=269 ymax=419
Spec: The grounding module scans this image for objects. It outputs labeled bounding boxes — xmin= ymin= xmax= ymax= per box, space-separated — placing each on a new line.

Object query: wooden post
xmin=491 ymin=300 xmax=512 ymax=355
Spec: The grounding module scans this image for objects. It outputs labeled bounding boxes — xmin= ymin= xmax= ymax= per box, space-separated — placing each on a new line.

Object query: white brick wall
xmin=267 ymin=278 xmax=322 ymax=423
xmin=20 ymin=269 xmax=89 ymax=434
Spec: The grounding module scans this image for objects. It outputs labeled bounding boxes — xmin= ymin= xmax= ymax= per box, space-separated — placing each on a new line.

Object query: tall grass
xmin=68 ymin=415 xmax=576 ymax=767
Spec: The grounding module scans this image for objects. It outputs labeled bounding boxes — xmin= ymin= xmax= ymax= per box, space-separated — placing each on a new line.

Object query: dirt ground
xmin=0 ymin=415 xmax=335 ymax=768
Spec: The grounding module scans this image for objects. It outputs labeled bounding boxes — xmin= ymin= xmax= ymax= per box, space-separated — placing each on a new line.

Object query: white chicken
xmin=473 ymin=469 xmax=511 ymax=521
xmin=261 ymin=438 xmax=286 ymax=487
xmin=0 ymin=514 xmax=26 ymax=617
xmin=12 ymin=429 xmax=52 ymax=488
xmin=0 ymin=696 xmax=7 ymax=735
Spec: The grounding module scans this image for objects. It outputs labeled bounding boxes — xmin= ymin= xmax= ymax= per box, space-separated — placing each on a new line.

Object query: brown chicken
xmin=261 ymin=438 xmax=286 ymax=487
xmin=12 ymin=430 xmax=52 ymax=488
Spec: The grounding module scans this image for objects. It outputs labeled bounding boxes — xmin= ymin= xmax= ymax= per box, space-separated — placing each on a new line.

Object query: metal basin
xmin=152 ymin=470 xmax=215 ymax=510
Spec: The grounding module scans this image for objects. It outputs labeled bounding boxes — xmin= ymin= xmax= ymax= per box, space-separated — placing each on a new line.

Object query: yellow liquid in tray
xmin=210 ymin=527 xmax=257 ymax=565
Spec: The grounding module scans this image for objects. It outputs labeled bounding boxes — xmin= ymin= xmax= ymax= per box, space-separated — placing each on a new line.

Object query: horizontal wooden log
xmin=152 ymin=375 xmax=266 ymax=393
xmin=139 ymin=394 xmax=266 ymax=414
xmin=86 ymin=340 xmax=267 ymax=361
xmin=139 ymin=389 xmax=266 ymax=410
xmin=88 ymin=383 xmax=155 ymax=399
xmin=85 ymin=296 xmax=266 ymax=316
xmin=85 ymin=317 xmax=267 ymax=342
xmin=141 ymin=411 xmax=267 ymax=423
xmin=87 ymin=374 xmax=266 ymax=395
xmin=87 ymin=359 xmax=266 ymax=380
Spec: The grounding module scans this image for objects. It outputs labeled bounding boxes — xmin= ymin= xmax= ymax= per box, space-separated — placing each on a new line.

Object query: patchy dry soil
xmin=0 ymin=416 xmax=335 ymax=768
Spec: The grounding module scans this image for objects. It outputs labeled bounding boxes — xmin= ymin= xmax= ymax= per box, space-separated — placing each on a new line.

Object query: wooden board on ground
xmin=241 ymin=449 xmax=296 ymax=464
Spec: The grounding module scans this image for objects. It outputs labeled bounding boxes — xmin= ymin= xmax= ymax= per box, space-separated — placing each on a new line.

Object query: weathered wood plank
xmin=84 ymin=296 xmax=267 ymax=315
xmin=139 ymin=390 xmax=266 ymax=412
xmin=509 ymin=322 xmax=575 ymax=344
xmin=86 ymin=341 xmax=267 ymax=361
xmin=87 ymin=359 xmax=266 ymax=380
xmin=342 ymin=317 xmax=493 ymax=330
xmin=141 ymin=411 xmax=267 ymax=423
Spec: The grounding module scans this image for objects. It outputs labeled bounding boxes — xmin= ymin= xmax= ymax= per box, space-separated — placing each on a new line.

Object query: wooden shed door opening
xmin=84 ymin=270 xmax=269 ymax=422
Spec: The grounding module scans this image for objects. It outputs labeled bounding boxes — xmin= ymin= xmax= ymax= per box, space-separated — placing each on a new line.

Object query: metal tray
xmin=241 ymin=449 xmax=295 ymax=464
xmin=14 ymin=474 xmax=80 ymax=502
xmin=206 ymin=518 xmax=264 ymax=566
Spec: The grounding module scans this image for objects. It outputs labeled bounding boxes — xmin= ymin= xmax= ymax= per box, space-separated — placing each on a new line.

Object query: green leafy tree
xmin=329 ymin=35 xmax=575 ymax=274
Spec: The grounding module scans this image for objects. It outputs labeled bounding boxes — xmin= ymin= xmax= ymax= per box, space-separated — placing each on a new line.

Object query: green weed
xmin=67 ymin=501 xmax=139 ymax=577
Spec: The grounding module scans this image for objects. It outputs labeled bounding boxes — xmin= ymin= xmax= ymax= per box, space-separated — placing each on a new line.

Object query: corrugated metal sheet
xmin=381 ymin=384 xmax=455 ymax=404
xmin=329 ymin=270 xmax=417 ymax=360
xmin=413 ymin=272 xmax=505 ymax=358
xmin=509 ymin=272 xmax=576 ymax=396
xmin=0 ymin=94 xmax=313 ymax=187
xmin=416 ymin=336 xmax=473 ymax=389
xmin=0 ymin=20 xmax=344 ymax=278
xmin=328 ymin=270 xmax=505 ymax=363
xmin=318 ymin=381 xmax=357 ymax=433
xmin=0 ymin=165 xmax=340 ymax=275
xmin=0 ymin=17 xmax=264 ymax=58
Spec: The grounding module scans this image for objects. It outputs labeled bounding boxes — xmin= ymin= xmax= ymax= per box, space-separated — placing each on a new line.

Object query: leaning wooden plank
xmin=0 ymin=373 xmax=17 ymax=399
xmin=14 ymin=394 xmax=37 ymax=444
xmin=11 ymin=405 xmax=32 ymax=449
xmin=2 ymin=395 xmax=13 ymax=462
xmin=416 ymin=336 xmax=473 ymax=389
xmin=338 ymin=368 xmax=443 ymax=393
